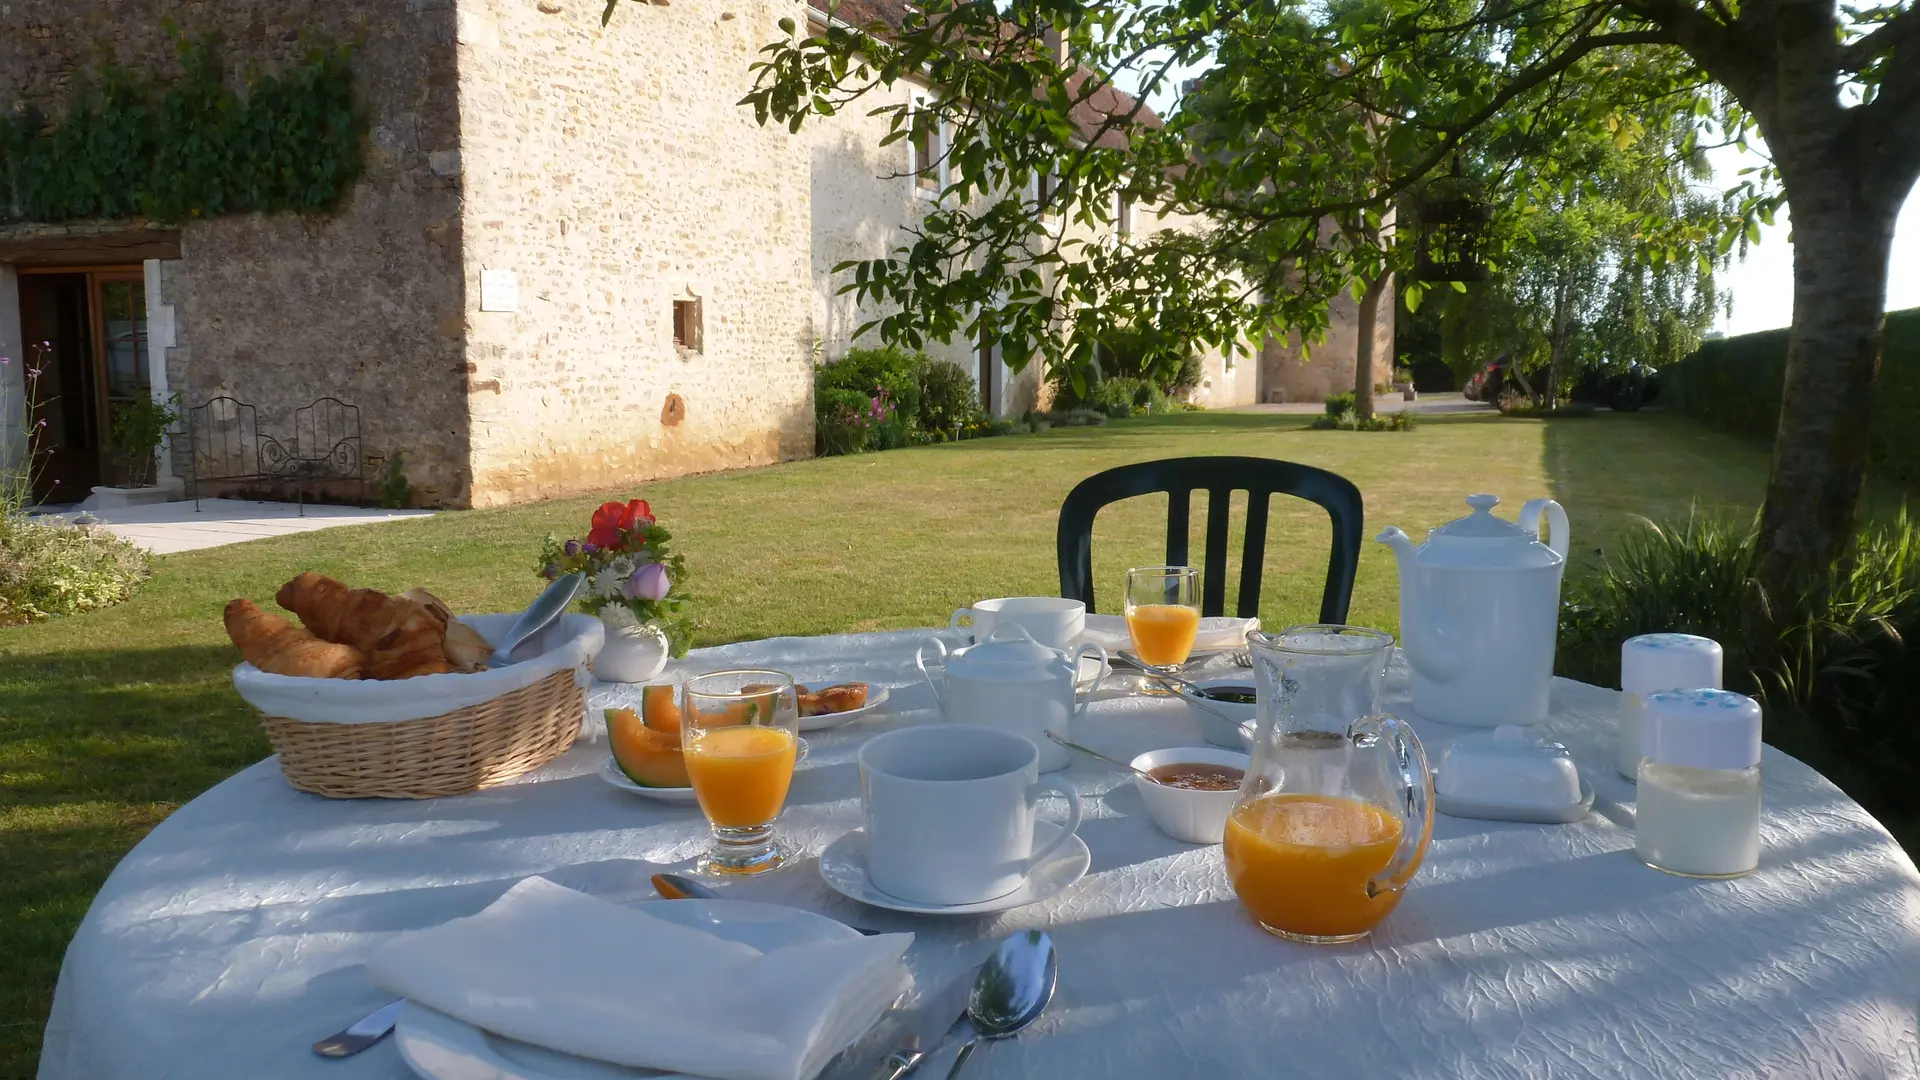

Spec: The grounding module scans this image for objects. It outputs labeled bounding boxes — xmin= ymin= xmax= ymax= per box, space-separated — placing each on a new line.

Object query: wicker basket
xmin=262 ymin=668 xmax=585 ymax=799
xmin=236 ymin=613 xmax=603 ymax=799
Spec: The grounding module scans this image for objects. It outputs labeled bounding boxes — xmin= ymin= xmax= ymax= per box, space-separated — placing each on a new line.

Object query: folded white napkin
xmin=367 ymin=877 xmax=912 ymax=1080
xmin=1081 ymin=613 xmax=1259 ymax=654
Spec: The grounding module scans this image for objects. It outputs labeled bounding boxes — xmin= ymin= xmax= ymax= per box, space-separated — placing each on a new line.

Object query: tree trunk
xmin=1545 ymin=274 xmax=1572 ymax=410
xmin=1751 ymin=198 xmax=1896 ymax=608
xmin=1353 ymin=272 xmax=1391 ymax=420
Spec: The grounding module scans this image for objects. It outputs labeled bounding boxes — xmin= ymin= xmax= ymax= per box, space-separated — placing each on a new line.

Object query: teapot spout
xmin=1375 ymin=527 xmax=1464 ymax=685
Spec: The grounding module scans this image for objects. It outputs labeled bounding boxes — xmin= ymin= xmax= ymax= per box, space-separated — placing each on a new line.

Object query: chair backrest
xmin=186 ymin=396 xmax=262 ymax=480
xmin=1055 ymin=456 xmax=1364 ymax=622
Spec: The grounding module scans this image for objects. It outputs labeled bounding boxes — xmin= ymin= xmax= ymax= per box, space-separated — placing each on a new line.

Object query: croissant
xmin=402 ymin=587 xmax=492 ymax=672
xmin=364 ymin=602 xmax=458 ymax=680
xmin=224 ymin=599 xmax=365 ymax=679
xmin=276 ymin=572 xmax=440 ymax=654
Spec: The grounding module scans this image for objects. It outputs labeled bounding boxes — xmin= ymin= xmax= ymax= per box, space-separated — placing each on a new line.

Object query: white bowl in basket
xmin=231 ymin=613 xmax=604 ymax=724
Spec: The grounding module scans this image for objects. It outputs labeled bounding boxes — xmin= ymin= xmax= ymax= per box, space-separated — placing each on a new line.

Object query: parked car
xmin=1463 ymin=357 xmax=1513 ymax=402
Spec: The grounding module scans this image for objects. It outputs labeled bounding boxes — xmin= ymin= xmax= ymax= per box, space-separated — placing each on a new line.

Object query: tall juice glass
xmin=681 ymin=669 xmax=801 ymax=875
xmin=1124 ymin=566 xmax=1201 ymax=691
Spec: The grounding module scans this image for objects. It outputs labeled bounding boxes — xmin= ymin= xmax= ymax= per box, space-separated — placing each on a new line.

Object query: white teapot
xmin=915 ymin=624 xmax=1107 ymax=772
xmin=1376 ymin=494 xmax=1569 ymax=727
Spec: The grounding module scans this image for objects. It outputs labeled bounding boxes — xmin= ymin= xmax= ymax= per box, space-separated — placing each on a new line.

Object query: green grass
xmin=0 ymin=408 xmax=1791 ymax=1076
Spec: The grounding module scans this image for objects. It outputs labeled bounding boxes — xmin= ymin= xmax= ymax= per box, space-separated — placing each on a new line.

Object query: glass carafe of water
xmin=1226 ymin=624 xmax=1434 ymax=943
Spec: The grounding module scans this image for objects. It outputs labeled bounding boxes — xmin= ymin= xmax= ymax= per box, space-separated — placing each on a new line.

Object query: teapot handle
xmin=1071 ymin=643 xmax=1108 ymax=714
xmin=914 ymin=638 xmax=949 ymax=714
xmin=1352 ymin=713 xmax=1435 ymax=901
xmin=1518 ymin=498 xmax=1570 ymax=560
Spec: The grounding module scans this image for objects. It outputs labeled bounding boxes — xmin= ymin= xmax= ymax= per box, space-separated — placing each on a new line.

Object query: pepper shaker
xmin=1617 ymin=634 xmax=1723 ymax=780
xmin=1635 ymin=689 xmax=1762 ymax=879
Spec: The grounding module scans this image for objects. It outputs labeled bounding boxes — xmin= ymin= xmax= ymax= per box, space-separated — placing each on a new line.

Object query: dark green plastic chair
xmin=1055 ymin=456 xmax=1364 ymax=622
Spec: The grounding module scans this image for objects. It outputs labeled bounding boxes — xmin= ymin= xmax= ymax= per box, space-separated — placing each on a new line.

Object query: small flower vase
xmin=594 ymin=622 xmax=670 ymax=683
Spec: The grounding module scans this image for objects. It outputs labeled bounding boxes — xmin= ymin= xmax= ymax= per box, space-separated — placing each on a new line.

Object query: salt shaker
xmin=1635 ymin=689 xmax=1762 ymax=879
xmin=1617 ymin=633 xmax=1723 ymax=780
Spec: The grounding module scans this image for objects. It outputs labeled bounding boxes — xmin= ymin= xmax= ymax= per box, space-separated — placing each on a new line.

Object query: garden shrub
xmin=1496 ymin=393 xmax=1596 ymax=418
xmin=1665 ymin=306 xmax=1920 ymax=487
xmin=1089 ymin=377 xmax=1145 ymax=419
xmin=814 ymin=387 xmax=872 ymax=456
xmin=1133 ymin=380 xmax=1171 ymax=415
xmin=0 ymin=516 xmax=152 ymax=624
xmin=1039 ymin=408 xmax=1108 ymax=428
xmin=1323 ymin=392 xmax=1356 ymax=417
xmin=817 ymin=345 xmax=926 ymax=427
xmin=1558 ymin=510 xmax=1920 ymax=826
xmin=917 ymin=360 xmax=981 ymax=434
xmin=1312 ymin=408 xmax=1415 ymax=431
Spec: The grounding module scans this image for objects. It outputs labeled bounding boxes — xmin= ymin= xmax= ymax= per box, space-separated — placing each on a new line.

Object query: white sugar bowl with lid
xmin=916 ymin=623 xmax=1108 ymax=773
xmin=1635 ymin=689 xmax=1763 ymax=880
xmin=1617 ymin=633 xmax=1724 ymax=780
xmin=1377 ymin=493 xmax=1570 ymax=727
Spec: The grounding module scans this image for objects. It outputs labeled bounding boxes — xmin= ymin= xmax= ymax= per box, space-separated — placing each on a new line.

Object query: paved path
xmin=39 ymin=499 xmax=434 ymax=554
xmin=1225 ymin=390 xmax=1491 ymax=416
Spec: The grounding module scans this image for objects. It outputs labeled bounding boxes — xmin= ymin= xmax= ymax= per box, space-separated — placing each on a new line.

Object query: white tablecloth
xmin=37 ymin=631 xmax=1920 ymax=1079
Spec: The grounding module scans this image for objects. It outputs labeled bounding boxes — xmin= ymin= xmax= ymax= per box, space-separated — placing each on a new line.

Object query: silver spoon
xmin=487 ymin=572 xmax=585 ymax=668
xmin=943 ymin=930 xmax=1058 ymax=1080
xmin=1045 ymin=731 xmax=1157 ymax=782
xmin=1108 ymin=658 xmax=1245 ymax=725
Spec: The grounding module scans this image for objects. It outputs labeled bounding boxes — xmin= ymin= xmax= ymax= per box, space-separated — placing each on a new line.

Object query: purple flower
xmin=624 ymin=562 xmax=671 ymax=601
xmin=542 ymin=563 xmax=559 ymax=580
xmin=581 ymin=542 xmax=600 ymax=555
xmin=563 ymin=539 xmax=582 ymax=557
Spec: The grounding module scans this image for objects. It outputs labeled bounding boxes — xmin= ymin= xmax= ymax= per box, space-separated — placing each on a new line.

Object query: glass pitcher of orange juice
xmin=1225 ymin=625 xmax=1434 ymax=943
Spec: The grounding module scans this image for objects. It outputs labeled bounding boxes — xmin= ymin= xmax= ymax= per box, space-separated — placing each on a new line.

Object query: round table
xmin=36 ymin=630 xmax=1920 ymax=1079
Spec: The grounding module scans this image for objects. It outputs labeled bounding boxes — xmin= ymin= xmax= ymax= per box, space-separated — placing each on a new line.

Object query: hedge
xmin=1664 ymin=306 xmax=1920 ymax=488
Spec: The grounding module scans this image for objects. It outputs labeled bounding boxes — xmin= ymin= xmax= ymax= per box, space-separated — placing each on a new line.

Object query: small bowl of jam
xmin=1130 ymin=747 xmax=1251 ymax=844
xmin=1175 ymin=676 xmax=1261 ymax=748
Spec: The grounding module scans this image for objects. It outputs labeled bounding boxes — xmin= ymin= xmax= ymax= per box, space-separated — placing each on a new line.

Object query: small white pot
xmin=1130 ymin=747 xmax=1250 ymax=845
xmin=594 ymin=622 xmax=670 ymax=683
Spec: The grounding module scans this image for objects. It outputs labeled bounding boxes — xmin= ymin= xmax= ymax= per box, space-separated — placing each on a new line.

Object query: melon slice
xmin=640 ymin=684 xmax=682 ymax=735
xmin=606 ymin=706 xmax=689 ymax=788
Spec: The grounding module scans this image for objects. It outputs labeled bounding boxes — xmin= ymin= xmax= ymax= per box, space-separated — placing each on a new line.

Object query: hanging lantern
xmin=1412 ymin=160 xmax=1492 ymax=283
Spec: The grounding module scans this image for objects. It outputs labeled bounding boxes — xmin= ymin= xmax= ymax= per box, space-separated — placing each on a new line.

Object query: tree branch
xmin=1839 ymin=6 xmax=1920 ymax=72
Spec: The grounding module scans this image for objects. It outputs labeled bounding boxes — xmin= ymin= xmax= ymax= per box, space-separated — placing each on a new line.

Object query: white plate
xmin=798 ymin=685 xmax=890 ymax=732
xmin=393 ymin=899 xmax=860 ymax=1080
xmin=598 ymin=739 xmax=810 ymax=803
xmin=818 ymin=822 xmax=1090 ymax=916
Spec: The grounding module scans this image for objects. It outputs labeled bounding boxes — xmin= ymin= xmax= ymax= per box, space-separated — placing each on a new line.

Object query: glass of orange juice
xmin=1123 ymin=565 xmax=1201 ymax=688
xmin=680 ymin=669 xmax=802 ymax=875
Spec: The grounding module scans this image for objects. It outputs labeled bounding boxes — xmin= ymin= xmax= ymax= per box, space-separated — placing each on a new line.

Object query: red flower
xmin=587 ymin=499 xmax=656 ymax=551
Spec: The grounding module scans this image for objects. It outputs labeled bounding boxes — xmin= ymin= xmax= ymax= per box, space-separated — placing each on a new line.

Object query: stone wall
xmin=1260 ymin=283 xmax=1397 ymax=403
xmin=456 ymin=0 xmax=816 ymax=507
xmin=0 ymin=0 xmax=473 ymax=505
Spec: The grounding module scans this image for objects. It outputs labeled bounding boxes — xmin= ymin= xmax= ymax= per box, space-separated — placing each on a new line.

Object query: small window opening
xmin=912 ymin=107 xmax=940 ymax=191
xmin=673 ymin=298 xmax=703 ymax=353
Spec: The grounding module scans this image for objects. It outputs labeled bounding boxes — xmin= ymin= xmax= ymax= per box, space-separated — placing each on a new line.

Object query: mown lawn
xmin=0 ymin=407 xmax=1796 ymax=1076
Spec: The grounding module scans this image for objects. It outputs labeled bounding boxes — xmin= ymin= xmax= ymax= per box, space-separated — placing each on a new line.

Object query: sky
xmin=1710 ymin=143 xmax=1920 ymax=336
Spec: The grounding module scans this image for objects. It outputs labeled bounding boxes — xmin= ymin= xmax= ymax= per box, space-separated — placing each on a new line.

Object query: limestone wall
xmin=456 ymin=0 xmax=816 ymax=507
xmin=1260 ymin=284 xmax=1397 ymax=404
xmin=0 ymin=0 xmax=473 ymax=505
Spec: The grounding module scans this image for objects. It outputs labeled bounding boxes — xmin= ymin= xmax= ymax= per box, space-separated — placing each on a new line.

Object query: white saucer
xmin=798 ymin=686 xmax=890 ymax=732
xmin=598 ymin=739 xmax=809 ymax=804
xmin=393 ymin=899 xmax=862 ymax=1080
xmin=818 ymin=822 xmax=1090 ymax=916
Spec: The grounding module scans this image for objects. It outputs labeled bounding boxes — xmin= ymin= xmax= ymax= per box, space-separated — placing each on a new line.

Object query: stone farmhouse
xmin=0 ymin=0 xmax=1391 ymax=509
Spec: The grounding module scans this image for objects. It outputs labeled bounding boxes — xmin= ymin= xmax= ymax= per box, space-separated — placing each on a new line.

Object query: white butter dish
xmin=1434 ymin=725 xmax=1594 ymax=824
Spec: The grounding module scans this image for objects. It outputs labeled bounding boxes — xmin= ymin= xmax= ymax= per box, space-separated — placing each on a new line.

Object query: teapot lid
xmin=947 ymin=624 xmax=1069 ymax=681
xmin=1420 ymin=494 xmax=1561 ymax=569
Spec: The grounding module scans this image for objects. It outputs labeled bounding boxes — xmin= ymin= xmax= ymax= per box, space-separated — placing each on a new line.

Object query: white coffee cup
xmin=858 ymin=724 xmax=1084 ymax=906
xmin=949 ymin=596 xmax=1086 ymax=651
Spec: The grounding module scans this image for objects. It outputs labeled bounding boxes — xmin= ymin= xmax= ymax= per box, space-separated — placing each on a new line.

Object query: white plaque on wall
xmin=479 ymin=268 xmax=518 ymax=312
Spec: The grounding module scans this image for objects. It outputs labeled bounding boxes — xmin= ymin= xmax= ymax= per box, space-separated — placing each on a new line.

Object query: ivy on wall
xmin=0 ymin=36 xmax=362 ymax=225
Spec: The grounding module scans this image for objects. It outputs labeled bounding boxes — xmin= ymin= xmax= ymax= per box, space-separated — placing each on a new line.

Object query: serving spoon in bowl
xmin=487 ymin=572 xmax=585 ymax=669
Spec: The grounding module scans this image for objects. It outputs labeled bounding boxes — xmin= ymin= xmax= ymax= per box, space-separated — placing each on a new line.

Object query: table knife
xmin=650 ymin=874 xmax=885 ymax=936
xmin=312 ymin=997 xmax=404 ymax=1058
xmin=862 ymin=968 xmax=978 ymax=1080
